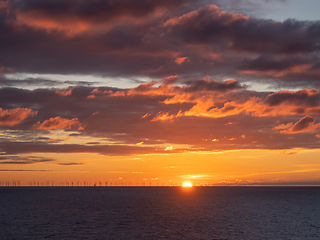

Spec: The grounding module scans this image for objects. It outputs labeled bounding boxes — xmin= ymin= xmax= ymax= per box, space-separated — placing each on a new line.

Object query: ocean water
xmin=0 ymin=187 xmax=320 ymax=239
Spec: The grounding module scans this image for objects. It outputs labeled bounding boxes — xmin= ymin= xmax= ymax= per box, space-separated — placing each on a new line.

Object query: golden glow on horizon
xmin=182 ymin=182 xmax=192 ymax=187
xmin=2 ymin=149 xmax=320 ymax=186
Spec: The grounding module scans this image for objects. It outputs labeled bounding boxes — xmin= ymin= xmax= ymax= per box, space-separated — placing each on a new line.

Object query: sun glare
xmin=182 ymin=182 xmax=193 ymax=187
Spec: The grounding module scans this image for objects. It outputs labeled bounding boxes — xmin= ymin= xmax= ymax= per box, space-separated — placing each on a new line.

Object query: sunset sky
xmin=1 ymin=0 xmax=320 ymax=186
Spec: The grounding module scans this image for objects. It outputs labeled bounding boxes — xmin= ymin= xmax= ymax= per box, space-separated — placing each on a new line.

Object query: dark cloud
xmin=11 ymin=0 xmax=190 ymax=23
xmin=0 ymin=169 xmax=53 ymax=171
xmin=264 ymin=89 xmax=320 ymax=107
xmin=291 ymin=115 xmax=315 ymax=132
xmin=0 ymin=77 xmax=62 ymax=87
xmin=0 ymin=155 xmax=55 ymax=164
xmin=184 ymin=79 xmax=244 ymax=92
xmin=199 ymin=0 xmax=288 ymax=16
xmin=86 ymin=142 xmax=100 ymax=145
xmin=57 ymin=162 xmax=85 ymax=166
xmin=0 ymin=76 xmax=100 ymax=87
xmin=164 ymin=6 xmax=320 ymax=54
xmin=273 ymin=115 xmax=320 ymax=134
xmin=0 ymin=141 xmax=171 ymax=156
xmin=0 ymin=1 xmax=319 ymax=87
xmin=238 ymin=55 xmax=313 ymax=73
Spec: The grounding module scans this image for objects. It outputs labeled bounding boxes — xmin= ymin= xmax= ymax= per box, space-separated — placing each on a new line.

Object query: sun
xmin=182 ymin=182 xmax=193 ymax=187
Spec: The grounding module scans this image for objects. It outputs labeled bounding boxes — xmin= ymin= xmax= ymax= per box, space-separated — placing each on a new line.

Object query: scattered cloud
xmin=33 ymin=116 xmax=85 ymax=130
xmin=0 ymin=108 xmax=37 ymax=126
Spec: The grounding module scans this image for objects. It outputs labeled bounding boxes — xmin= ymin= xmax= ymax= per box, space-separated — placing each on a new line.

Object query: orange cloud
xmin=55 ymin=87 xmax=75 ymax=96
xmin=273 ymin=123 xmax=294 ymax=130
xmin=151 ymin=111 xmax=180 ymax=122
xmin=281 ymin=150 xmax=299 ymax=155
xmin=239 ymin=64 xmax=313 ymax=77
xmin=15 ymin=11 xmax=90 ymax=36
xmin=86 ymin=83 xmax=320 ymax=122
xmin=88 ymin=78 xmax=244 ymax=101
xmin=142 ymin=113 xmax=151 ymax=118
xmin=164 ymin=5 xmax=249 ymax=28
xmin=161 ymin=96 xmax=263 ymax=119
xmin=87 ymin=89 xmax=114 ymax=98
xmin=109 ymin=91 xmax=126 ymax=97
xmin=273 ymin=115 xmax=320 ymax=134
xmin=86 ymin=81 xmax=320 ymax=122
xmin=0 ymin=65 xmax=12 ymax=73
xmin=175 ymin=57 xmax=188 ymax=65
xmin=0 ymin=108 xmax=37 ymax=126
xmin=13 ymin=1 xmax=176 ymax=36
xmin=158 ymin=88 xmax=320 ymax=120
xmin=14 ymin=8 xmax=147 ymax=36
xmin=163 ymin=75 xmax=179 ymax=83
xmin=33 ymin=116 xmax=85 ymax=130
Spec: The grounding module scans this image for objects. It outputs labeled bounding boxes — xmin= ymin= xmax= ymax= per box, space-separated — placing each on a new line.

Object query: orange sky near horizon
xmin=2 ymin=149 xmax=320 ymax=186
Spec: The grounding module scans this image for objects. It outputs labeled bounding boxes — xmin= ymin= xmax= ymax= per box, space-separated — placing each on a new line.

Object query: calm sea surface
xmin=0 ymin=187 xmax=320 ymax=239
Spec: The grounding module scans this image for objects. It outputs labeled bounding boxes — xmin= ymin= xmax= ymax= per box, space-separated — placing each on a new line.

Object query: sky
xmin=0 ymin=0 xmax=320 ymax=186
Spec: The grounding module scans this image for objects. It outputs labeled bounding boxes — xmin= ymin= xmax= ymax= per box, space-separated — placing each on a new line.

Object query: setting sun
xmin=182 ymin=182 xmax=193 ymax=187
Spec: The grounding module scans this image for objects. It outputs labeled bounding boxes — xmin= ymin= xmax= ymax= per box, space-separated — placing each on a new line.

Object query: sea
xmin=0 ymin=187 xmax=320 ymax=239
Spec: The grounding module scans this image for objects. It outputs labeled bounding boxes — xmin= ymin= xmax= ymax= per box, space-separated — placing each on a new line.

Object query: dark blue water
xmin=0 ymin=187 xmax=320 ymax=239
